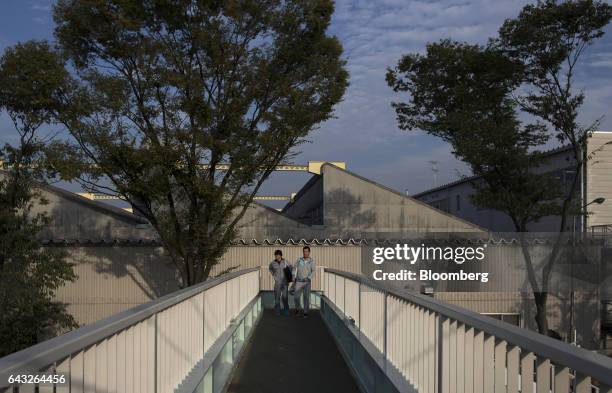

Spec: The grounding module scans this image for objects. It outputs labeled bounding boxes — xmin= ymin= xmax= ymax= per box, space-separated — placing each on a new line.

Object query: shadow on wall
xmin=517 ymin=290 xmax=600 ymax=349
xmin=41 ymin=196 xmax=180 ymax=326
xmin=88 ymin=245 xmax=178 ymax=299
xmin=236 ymin=203 xmax=325 ymax=240
xmin=52 ymin=245 xmax=179 ymax=326
xmin=324 ymin=188 xmax=376 ymax=238
xmin=39 ymin=190 xmax=156 ymax=240
xmin=515 ymin=252 xmax=601 ymax=348
xmin=44 ymin=192 xmax=179 ymax=297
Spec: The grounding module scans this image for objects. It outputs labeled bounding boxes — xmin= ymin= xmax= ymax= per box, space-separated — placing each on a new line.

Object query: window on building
xmin=483 ymin=313 xmax=521 ymax=327
xmin=456 ymin=195 xmax=461 ymax=211
xmin=546 ymin=167 xmax=577 ymax=196
xmin=430 ymin=198 xmax=450 ymax=213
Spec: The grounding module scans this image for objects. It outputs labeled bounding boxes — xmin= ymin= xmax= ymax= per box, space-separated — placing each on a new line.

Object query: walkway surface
xmin=226 ymin=309 xmax=360 ymax=393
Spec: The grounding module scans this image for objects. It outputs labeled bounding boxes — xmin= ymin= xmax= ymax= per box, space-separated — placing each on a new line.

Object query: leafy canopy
xmin=387 ymin=0 xmax=612 ymax=335
xmin=0 ymin=41 xmax=77 ymax=356
xmin=498 ymin=0 xmax=612 ymax=144
xmin=386 ymin=40 xmax=561 ymax=229
xmin=47 ymin=0 xmax=348 ymax=285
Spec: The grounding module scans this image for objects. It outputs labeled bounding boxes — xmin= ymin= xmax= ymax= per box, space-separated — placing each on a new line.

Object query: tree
xmin=46 ymin=0 xmax=348 ymax=286
xmin=387 ymin=0 xmax=612 ymax=336
xmin=386 ymin=40 xmax=562 ymax=233
xmin=0 ymin=41 xmax=77 ymax=356
xmin=497 ymin=0 xmax=612 ymax=335
xmin=387 ymin=40 xmax=564 ymax=335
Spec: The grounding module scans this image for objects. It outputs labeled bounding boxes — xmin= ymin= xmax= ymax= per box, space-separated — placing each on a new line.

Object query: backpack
xmin=283 ymin=263 xmax=293 ymax=283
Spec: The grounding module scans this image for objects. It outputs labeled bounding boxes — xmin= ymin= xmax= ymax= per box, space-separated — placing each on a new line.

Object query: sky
xmin=1 ymin=0 xmax=612 ymax=208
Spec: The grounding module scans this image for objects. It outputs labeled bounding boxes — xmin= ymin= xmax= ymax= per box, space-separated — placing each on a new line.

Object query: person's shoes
xmin=303 ymin=313 xmax=309 ymax=318
xmin=274 ymin=310 xmax=281 ymax=316
xmin=282 ymin=309 xmax=289 ymax=316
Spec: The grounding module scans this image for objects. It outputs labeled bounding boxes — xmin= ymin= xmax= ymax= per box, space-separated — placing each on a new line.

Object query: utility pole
xmin=429 ymin=160 xmax=439 ymax=187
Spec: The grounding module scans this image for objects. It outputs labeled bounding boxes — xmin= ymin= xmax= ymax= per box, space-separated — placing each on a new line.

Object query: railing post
xmin=202 ymin=288 xmax=206 ymax=372
xmin=343 ymin=276 xmax=346 ymax=316
xmin=154 ymin=313 xmax=158 ymax=393
xmin=383 ymin=290 xmax=388 ymax=372
xmin=225 ymin=279 xmax=228 ymax=328
xmin=358 ymin=281 xmax=362 ymax=339
xmin=437 ymin=314 xmax=443 ymax=393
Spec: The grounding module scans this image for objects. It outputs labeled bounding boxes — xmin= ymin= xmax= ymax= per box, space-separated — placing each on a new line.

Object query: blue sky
xmin=1 ymin=0 xmax=612 ymax=206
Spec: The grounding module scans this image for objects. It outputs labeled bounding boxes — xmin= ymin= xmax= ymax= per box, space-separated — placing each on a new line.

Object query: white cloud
xmin=30 ymin=3 xmax=51 ymax=12
xmin=587 ymin=52 xmax=612 ymax=68
xmin=296 ymin=0 xmax=531 ymax=192
xmin=3 ymin=0 xmax=611 ymax=199
xmin=290 ymin=0 xmax=612 ymax=196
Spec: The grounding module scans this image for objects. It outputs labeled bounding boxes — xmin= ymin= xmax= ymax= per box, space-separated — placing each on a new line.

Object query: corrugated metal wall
xmin=214 ymin=244 xmax=363 ymax=286
xmin=435 ymin=292 xmax=600 ymax=347
xmin=54 ymin=245 xmax=363 ymax=326
xmin=53 ymin=243 xmax=602 ymax=348
xmin=54 ymin=246 xmax=178 ymax=326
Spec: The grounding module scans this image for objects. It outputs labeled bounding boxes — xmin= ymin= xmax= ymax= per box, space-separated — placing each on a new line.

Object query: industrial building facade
xmin=413 ymin=131 xmax=612 ymax=233
xmin=35 ymin=162 xmax=610 ymax=352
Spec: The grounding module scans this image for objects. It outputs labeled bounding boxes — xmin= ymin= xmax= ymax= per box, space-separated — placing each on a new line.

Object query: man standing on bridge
xmin=269 ymin=250 xmax=292 ymax=316
xmin=293 ymin=246 xmax=316 ymax=317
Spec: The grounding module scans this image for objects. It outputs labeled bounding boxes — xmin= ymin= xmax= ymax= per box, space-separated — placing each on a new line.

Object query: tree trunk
xmin=515 ymin=226 xmax=551 ymax=336
xmin=533 ymin=292 xmax=549 ymax=335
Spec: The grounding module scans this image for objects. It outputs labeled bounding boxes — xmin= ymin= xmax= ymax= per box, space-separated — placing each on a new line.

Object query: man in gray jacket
xmin=269 ymin=250 xmax=291 ymax=316
xmin=293 ymin=246 xmax=315 ymax=317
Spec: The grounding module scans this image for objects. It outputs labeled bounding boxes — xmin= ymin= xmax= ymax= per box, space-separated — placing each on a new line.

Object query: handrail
xmin=0 ymin=267 xmax=260 ymax=386
xmin=591 ymin=224 xmax=612 ymax=233
xmin=175 ymin=295 xmax=262 ymax=393
xmin=326 ymin=268 xmax=612 ymax=387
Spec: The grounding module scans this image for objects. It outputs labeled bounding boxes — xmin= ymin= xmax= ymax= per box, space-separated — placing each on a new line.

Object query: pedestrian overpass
xmin=1 ymin=267 xmax=611 ymax=393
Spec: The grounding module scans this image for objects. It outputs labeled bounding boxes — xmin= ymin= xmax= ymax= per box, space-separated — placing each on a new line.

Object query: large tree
xmin=386 ymin=40 xmax=562 ymax=233
xmin=496 ymin=0 xmax=612 ymax=335
xmin=387 ymin=40 xmax=564 ymax=335
xmin=46 ymin=0 xmax=348 ymax=286
xmin=387 ymin=0 xmax=612 ymax=336
xmin=0 ymin=41 xmax=77 ymax=356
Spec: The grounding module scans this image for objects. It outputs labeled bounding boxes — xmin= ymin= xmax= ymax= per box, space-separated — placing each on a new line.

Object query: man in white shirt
xmin=293 ymin=246 xmax=315 ymax=317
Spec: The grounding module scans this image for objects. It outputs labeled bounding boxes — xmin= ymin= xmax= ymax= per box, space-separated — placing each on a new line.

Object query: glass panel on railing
xmin=212 ymin=323 xmax=234 ymax=393
xmin=245 ymin=308 xmax=253 ymax=332
xmin=193 ymin=367 xmax=213 ymax=393
xmin=233 ymin=321 xmax=245 ymax=360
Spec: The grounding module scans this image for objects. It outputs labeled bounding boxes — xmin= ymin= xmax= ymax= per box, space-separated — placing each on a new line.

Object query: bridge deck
xmin=226 ymin=309 xmax=359 ymax=393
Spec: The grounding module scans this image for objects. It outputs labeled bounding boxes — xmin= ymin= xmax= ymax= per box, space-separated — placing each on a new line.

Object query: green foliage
xmin=0 ymin=41 xmax=69 ymax=130
xmin=387 ymin=40 xmax=523 ymax=140
xmin=498 ymin=0 xmax=612 ymax=143
xmin=387 ymin=0 xmax=612 ymax=335
xmin=387 ymin=40 xmax=562 ymax=230
xmin=495 ymin=0 xmax=611 ymax=336
xmin=46 ymin=0 xmax=348 ymax=286
xmin=0 ymin=42 xmax=77 ymax=357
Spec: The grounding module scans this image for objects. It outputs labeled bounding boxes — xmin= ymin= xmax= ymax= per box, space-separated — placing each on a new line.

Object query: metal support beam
xmin=78 ymin=193 xmax=295 ymax=202
xmin=202 ymin=161 xmax=346 ymax=175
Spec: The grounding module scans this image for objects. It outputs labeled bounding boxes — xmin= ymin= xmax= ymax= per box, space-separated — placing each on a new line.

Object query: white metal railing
xmin=0 ymin=268 xmax=260 ymax=393
xmin=324 ymin=268 xmax=612 ymax=393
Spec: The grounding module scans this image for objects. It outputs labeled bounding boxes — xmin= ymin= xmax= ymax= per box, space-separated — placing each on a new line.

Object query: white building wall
xmin=587 ymin=131 xmax=612 ymax=228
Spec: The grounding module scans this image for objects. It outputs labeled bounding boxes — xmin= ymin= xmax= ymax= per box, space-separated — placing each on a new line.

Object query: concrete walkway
xmin=226 ymin=309 xmax=360 ymax=393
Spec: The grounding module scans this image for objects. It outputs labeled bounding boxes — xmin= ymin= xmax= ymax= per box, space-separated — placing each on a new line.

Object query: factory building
xmin=413 ymin=131 xmax=612 ymax=234
xmin=33 ymin=162 xmax=610 ymax=351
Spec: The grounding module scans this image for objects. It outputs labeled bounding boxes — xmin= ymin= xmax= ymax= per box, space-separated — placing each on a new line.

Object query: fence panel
xmin=0 ymin=269 xmax=260 ymax=393
xmin=323 ymin=269 xmax=612 ymax=393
